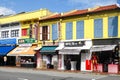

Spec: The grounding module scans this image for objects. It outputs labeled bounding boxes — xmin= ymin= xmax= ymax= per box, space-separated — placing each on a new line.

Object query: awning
xmin=55 ymin=46 xmax=64 ymax=50
xmin=59 ymin=47 xmax=81 ymax=55
xmin=55 ymin=42 xmax=64 ymax=50
xmin=7 ymin=46 xmax=36 ymax=56
xmin=0 ymin=46 xmax=16 ymax=56
xmin=90 ymin=45 xmax=116 ymax=52
xmin=34 ymin=46 xmax=41 ymax=50
xmin=40 ymin=46 xmax=57 ymax=54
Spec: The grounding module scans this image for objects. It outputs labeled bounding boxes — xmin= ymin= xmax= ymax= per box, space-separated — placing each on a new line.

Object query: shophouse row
xmin=0 ymin=4 xmax=120 ymax=73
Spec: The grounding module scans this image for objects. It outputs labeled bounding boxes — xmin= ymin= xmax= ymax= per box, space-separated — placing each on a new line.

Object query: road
xmin=0 ymin=67 xmax=120 ymax=80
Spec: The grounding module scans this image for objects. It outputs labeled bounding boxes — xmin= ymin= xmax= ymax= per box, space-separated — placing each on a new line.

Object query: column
xmin=58 ymin=54 xmax=61 ymax=70
xmin=61 ymin=54 xmax=65 ymax=70
xmin=36 ymin=51 xmax=41 ymax=68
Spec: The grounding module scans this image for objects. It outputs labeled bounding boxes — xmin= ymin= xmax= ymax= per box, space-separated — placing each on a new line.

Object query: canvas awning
xmin=59 ymin=47 xmax=81 ymax=55
xmin=34 ymin=46 xmax=41 ymax=50
xmin=90 ymin=45 xmax=116 ymax=52
xmin=40 ymin=46 xmax=58 ymax=54
xmin=0 ymin=45 xmax=16 ymax=56
xmin=7 ymin=46 xmax=37 ymax=56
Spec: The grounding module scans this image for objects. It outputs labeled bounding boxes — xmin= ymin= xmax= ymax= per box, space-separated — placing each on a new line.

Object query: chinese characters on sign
xmin=64 ymin=41 xmax=85 ymax=47
xmin=18 ymin=38 xmax=35 ymax=44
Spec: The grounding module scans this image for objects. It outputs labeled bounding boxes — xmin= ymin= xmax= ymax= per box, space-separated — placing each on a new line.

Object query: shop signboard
xmin=18 ymin=38 xmax=35 ymax=44
xmin=64 ymin=41 xmax=85 ymax=47
xmin=0 ymin=38 xmax=16 ymax=44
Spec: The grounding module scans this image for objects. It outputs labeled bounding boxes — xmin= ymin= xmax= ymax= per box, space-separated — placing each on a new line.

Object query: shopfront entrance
xmin=40 ymin=46 xmax=58 ymax=69
xmin=64 ymin=54 xmax=81 ymax=70
xmin=91 ymin=50 xmax=119 ymax=72
xmin=57 ymin=39 xmax=92 ymax=71
xmin=91 ymin=39 xmax=120 ymax=73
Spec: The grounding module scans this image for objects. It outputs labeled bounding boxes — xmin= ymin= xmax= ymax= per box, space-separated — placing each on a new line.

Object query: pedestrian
xmin=91 ymin=53 xmax=98 ymax=72
xmin=3 ymin=56 xmax=7 ymax=66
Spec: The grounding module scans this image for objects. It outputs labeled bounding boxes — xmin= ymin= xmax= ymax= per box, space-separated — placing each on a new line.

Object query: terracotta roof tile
xmin=39 ymin=13 xmax=61 ymax=21
xmin=39 ymin=4 xmax=120 ymax=21
xmin=61 ymin=9 xmax=88 ymax=17
xmin=89 ymin=4 xmax=119 ymax=12
xmin=62 ymin=4 xmax=119 ymax=17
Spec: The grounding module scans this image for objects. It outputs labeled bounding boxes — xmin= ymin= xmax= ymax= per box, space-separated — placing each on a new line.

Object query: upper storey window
xmin=52 ymin=23 xmax=58 ymax=40
xmin=40 ymin=26 xmax=50 ymax=40
xmin=1 ymin=31 xmax=9 ymax=38
xmin=94 ymin=18 xmax=103 ymax=38
xmin=76 ymin=21 xmax=84 ymax=39
xmin=11 ymin=29 xmax=19 ymax=37
xmin=66 ymin=22 xmax=73 ymax=40
xmin=108 ymin=16 xmax=118 ymax=37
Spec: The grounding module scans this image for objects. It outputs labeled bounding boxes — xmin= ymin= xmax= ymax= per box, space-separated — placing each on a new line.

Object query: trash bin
xmin=103 ymin=64 xmax=108 ymax=72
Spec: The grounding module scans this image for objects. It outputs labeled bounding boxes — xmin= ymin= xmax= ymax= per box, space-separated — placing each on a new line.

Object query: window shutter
xmin=57 ymin=22 xmax=60 ymax=39
xmin=94 ymin=19 xmax=103 ymax=38
xmin=52 ymin=24 xmax=58 ymax=40
xmin=66 ymin=22 xmax=72 ymax=40
xmin=34 ymin=24 xmax=38 ymax=40
xmin=108 ymin=16 xmax=118 ymax=37
xmin=47 ymin=26 xmax=50 ymax=40
xmin=76 ymin=21 xmax=84 ymax=39
xmin=40 ymin=27 xmax=42 ymax=40
xmin=27 ymin=29 xmax=30 ymax=36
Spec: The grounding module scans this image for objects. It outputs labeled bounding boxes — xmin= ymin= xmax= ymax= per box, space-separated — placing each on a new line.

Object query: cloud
xmin=0 ymin=6 xmax=16 ymax=15
xmin=68 ymin=0 xmax=117 ymax=9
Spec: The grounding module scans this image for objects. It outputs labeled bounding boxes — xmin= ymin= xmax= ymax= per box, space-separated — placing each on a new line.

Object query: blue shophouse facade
xmin=0 ymin=38 xmax=17 ymax=56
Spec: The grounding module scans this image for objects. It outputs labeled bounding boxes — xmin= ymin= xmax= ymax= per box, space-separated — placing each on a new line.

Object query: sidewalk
xmin=0 ymin=66 xmax=119 ymax=80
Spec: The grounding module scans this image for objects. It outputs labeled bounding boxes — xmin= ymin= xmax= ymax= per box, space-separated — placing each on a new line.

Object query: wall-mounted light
xmin=53 ymin=40 xmax=55 ymax=45
xmin=43 ymin=41 xmax=45 ymax=45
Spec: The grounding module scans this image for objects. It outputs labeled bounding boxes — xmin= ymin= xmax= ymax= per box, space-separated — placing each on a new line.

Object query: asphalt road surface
xmin=0 ymin=67 xmax=120 ymax=80
xmin=0 ymin=71 xmax=89 ymax=80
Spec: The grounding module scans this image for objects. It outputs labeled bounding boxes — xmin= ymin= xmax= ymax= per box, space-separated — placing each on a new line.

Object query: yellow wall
xmin=61 ymin=22 xmax=66 ymax=40
xmin=0 ymin=9 xmax=52 ymax=39
xmin=60 ymin=10 xmax=120 ymax=40
xmin=118 ymin=15 xmax=120 ymax=37
xmin=103 ymin=17 xmax=108 ymax=38
xmin=0 ymin=9 xmax=51 ymax=24
xmin=84 ymin=19 xmax=94 ymax=39
xmin=73 ymin=21 xmax=76 ymax=40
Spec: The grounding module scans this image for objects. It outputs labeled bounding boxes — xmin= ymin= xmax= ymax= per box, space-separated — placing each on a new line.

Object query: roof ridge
xmin=61 ymin=9 xmax=78 ymax=16
xmin=88 ymin=6 xmax=100 ymax=11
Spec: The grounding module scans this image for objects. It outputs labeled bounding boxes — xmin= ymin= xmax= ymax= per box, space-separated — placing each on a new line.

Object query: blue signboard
xmin=0 ymin=38 xmax=17 ymax=44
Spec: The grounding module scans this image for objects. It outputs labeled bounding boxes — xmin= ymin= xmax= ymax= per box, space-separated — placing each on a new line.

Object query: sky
xmin=0 ymin=0 xmax=119 ymax=15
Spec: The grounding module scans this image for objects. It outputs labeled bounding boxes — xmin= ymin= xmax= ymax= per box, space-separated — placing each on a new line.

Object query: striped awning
xmin=90 ymin=45 xmax=116 ymax=52
xmin=59 ymin=47 xmax=81 ymax=55
xmin=40 ymin=46 xmax=57 ymax=54
xmin=7 ymin=46 xmax=36 ymax=56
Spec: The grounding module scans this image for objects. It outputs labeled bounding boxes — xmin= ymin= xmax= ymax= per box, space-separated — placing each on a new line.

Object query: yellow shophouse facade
xmin=0 ymin=9 xmax=52 ymax=67
xmin=38 ymin=4 xmax=120 ymax=73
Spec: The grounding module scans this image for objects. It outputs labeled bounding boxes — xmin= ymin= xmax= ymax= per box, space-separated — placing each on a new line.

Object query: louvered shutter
xmin=76 ymin=21 xmax=84 ymax=39
xmin=40 ymin=27 xmax=42 ymax=40
xmin=47 ymin=26 xmax=50 ymax=40
xmin=52 ymin=24 xmax=58 ymax=40
xmin=66 ymin=22 xmax=72 ymax=40
xmin=108 ymin=16 xmax=118 ymax=37
xmin=94 ymin=19 xmax=103 ymax=38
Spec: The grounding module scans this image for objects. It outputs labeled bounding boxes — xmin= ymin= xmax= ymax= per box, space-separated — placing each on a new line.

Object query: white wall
xmin=0 ymin=22 xmax=21 ymax=44
xmin=81 ymin=51 xmax=91 ymax=71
